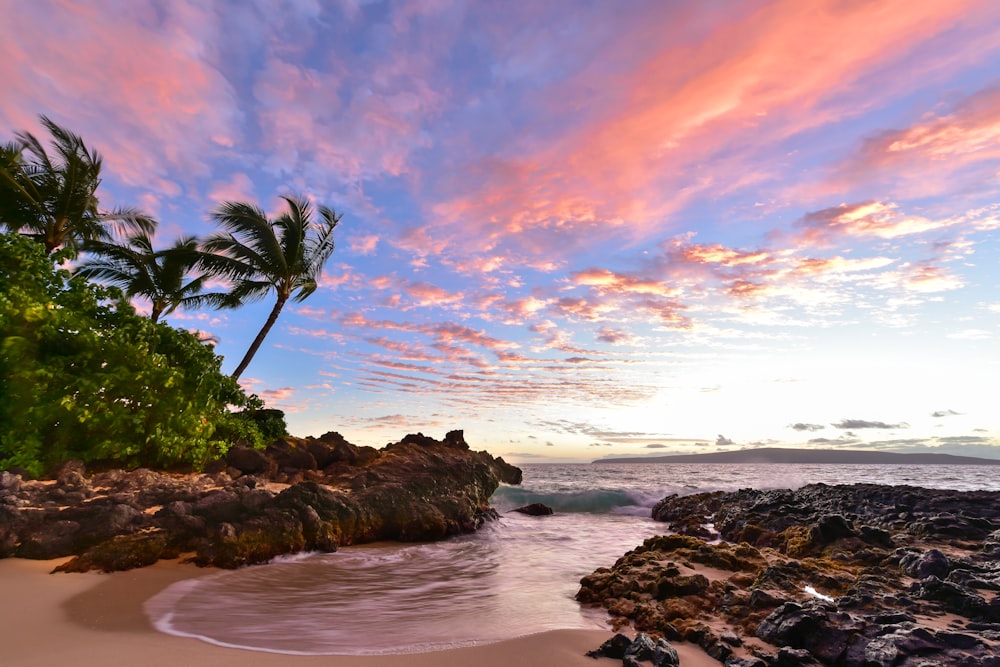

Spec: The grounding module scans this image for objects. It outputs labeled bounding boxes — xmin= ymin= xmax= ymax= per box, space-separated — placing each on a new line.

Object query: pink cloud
xmin=260 ymin=387 xmax=297 ymax=403
xmin=0 ymin=2 xmax=242 ymax=199
xmin=207 ymin=172 xmax=257 ymax=204
xmin=902 ymin=262 xmax=964 ymax=293
xmin=573 ymin=268 xmax=678 ymax=297
xmin=401 ymin=281 xmax=464 ymax=309
xmin=421 ymin=0 xmax=998 ymax=262
xmin=795 ymin=201 xmax=960 ymax=245
xmin=252 ymin=32 xmax=446 ymax=199
xmin=349 ymin=234 xmax=380 ymax=255
xmin=835 ymin=85 xmax=1000 ymax=194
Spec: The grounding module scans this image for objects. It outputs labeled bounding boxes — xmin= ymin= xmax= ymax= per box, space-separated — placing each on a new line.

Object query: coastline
xmin=3 ymin=557 xmax=717 ymax=667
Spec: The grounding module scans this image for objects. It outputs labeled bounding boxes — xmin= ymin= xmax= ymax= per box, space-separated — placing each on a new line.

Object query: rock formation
xmin=579 ymin=484 xmax=1000 ymax=666
xmin=0 ymin=430 xmax=522 ymax=572
xmin=512 ymin=502 xmax=554 ymax=516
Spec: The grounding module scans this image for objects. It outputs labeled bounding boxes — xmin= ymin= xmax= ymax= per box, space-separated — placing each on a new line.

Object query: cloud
xmin=0 ymin=1 xmax=243 ymax=198
xmin=931 ymin=410 xmax=961 ymax=418
xmin=716 ymin=434 xmax=734 ymax=447
xmin=789 ymin=423 xmax=825 ymax=432
xmin=835 ymin=84 xmax=1000 ymax=195
xmin=419 ymin=0 xmax=998 ymax=266
xmin=795 ymin=201 xmax=958 ymax=246
xmin=946 ymin=329 xmax=992 ymax=340
xmin=808 ymin=437 xmax=863 ymax=446
xmin=207 ymin=172 xmax=257 ymax=204
xmin=349 ymin=234 xmax=380 ymax=255
xmin=596 ymin=327 xmax=634 ymax=345
xmin=832 ymin=419 xmax=909 ymax=430
xmin=645 ymin=444 xmax=668 ymax=449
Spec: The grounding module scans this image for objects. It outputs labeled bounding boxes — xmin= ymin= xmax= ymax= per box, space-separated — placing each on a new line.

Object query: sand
xmin=2 ymin=557 xmax=719 ymax=667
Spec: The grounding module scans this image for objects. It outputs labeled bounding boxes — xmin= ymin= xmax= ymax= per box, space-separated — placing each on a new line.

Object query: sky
xmin=3 ymin=0 xmax=1000 ymax=463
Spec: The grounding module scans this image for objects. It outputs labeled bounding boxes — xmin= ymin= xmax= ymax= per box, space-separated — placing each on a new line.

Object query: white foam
xmin=804 ymin=585 xmax=835 ymax=602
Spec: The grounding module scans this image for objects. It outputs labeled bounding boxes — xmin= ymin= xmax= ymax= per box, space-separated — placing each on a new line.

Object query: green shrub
xmin=0 ymin=232 xmax=261 ymax=476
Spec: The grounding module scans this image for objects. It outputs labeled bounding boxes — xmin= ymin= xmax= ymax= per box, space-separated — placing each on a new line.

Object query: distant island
xmin=594 ymin=447 xmax=1000 ymax=465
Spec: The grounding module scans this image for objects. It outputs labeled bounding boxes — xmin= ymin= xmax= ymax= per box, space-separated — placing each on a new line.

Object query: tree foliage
xmin=202 ymin=195 xmax=341 ymax=379
xmin=0 ymin=116 xmax=153 ymax=256
xmin=0 ymin=232 xmax=268 ymax=476
xmin=75 ymin=233 xmax=234 ymax=323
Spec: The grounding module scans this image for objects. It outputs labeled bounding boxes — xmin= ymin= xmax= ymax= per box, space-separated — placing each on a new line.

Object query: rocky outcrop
xmin=586 ymin=632 xmax=681 ymax=666
xmin=1 ymin=430 xmax=522 ymax=572
xmin=512 ymin=502 xmax=554 ymax=516
xmin=579 ymin=484 xmax=1000 ymax=666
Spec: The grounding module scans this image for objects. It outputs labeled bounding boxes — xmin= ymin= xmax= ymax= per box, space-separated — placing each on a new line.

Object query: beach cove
xmin=7 ymin=460 xmax=1000 ymax=664
xmin=3 ymin=556 xmax=724 ymax=666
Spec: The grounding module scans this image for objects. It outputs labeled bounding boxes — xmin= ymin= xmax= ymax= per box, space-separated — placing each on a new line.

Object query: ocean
xmin=144 ymin=463 xmax=1000 ymax=655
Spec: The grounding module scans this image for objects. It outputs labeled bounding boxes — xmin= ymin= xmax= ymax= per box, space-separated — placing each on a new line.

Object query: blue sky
xmin=3 ymin=0 xmax=1000 ymax=462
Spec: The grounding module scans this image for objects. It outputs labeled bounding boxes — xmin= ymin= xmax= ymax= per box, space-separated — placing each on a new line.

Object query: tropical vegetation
xmin=75 ymin=233 xmax=233 ymax=323
xmin=0 ymin=115 xmax=343 ymax=476
xmin=0 ymin=116 xmax=154 ymax=256
xmin=202 ymin=196 xmax=341 ymax=379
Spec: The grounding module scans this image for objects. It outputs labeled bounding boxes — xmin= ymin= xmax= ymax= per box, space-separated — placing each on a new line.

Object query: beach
xmin=8 ymin=463 xmax=1000 ymax=666
xmin=2 ymin=556 xmax=717 ymax=666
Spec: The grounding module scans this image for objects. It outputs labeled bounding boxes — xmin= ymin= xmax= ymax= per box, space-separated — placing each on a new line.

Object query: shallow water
xmin=146 ymin=511 xmax=660 ymax=654
xmin=146 ymin=462 xmax=1000 ymax=654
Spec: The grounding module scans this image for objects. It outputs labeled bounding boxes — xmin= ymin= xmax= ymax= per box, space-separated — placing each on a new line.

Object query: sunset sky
xmin=4 ymin=0 xmax=999 ymax=462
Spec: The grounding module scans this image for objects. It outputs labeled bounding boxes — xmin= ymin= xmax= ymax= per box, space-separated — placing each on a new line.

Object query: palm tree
xmin=76 ymin=232 xmax=233 ymax=324
xmin=201 ymin=195 xmax=341 ymax=379
xmin=0 ymin=116 xmax=153 ymax=256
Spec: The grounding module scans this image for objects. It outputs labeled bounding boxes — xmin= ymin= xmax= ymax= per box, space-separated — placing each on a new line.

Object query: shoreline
xmin=3 ymin=557 xmax=718 ymax=666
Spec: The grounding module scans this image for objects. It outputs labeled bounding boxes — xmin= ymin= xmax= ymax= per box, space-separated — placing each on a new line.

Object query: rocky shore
xmin=579 ymin=484 xmax=1000 ymax=666
xmin=0 ymin=430 xmax=521 ymax=572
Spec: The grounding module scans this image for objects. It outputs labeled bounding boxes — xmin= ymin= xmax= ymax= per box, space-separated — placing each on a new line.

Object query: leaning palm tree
xmin=0 ymin=116 xmax=153 ymax=256
xmin=76 ymin=232 xmax=233 ymax=324
xmin=201 ymin=195 xmax=341 ymax=379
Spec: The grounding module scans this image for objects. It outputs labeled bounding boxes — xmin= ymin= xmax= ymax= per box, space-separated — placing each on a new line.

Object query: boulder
xmin=512 ymin=503 xmax=554 ymax=516
xmin=226 ymin=446 xmax=270 ymax=475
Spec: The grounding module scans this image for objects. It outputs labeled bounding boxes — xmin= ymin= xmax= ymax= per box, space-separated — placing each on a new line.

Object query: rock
xmin=725 ymin=659 xmax=766 ymax=667
xmin=774 ymin=647 xmax=822 ymax=665
xmin=749 ymin=588 xmax=784 ymax=610
xmin=585 ymin=632 xmax=679 ymax=666
xmin=624 ymin=632 xmax=656 ymax=661
xmin=0 ymin=471 xmax=21 ymax=493
xmin=720 ymin=630 xmax=742 ymax=646
xmin=651 ymin=638 xmax=679 ymax=667
xmin=54 ymin=533 xmax=169 ymax=573
xmin=858 ymin=525 xmax=893 ymax=547
xmin=226 ymin=446 xmax=270 ymax=475
xmin=915 ymin=576 xmax=994 ymax=620
xmin=899 ymin=547 xmax=951 ymax=579
xmin=581 ymin=484 xmax=1000 ymax=667
xmin=16 ymin=520 xmax=82 ymax=559
xmin=813 ymin=514 xmax=855 ymax=543
xmin=5 ymin=430 xmax=522 ymax=572
xmin=585 ymin=632 xmax=632 ymax=659
xmin=512 ymin=503 xmax=554 ymax=516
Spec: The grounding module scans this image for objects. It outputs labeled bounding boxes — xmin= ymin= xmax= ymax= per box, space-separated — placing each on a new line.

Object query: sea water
xmin=145 ymin=463 xmax=1000 ymax=654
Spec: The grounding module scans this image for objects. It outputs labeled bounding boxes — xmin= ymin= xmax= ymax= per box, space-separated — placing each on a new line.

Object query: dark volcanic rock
xmin=582 ymin=484 xmax=1000 ymax=666
xmin=2 ymin=429 xmax=521 ymax=572
xmin=512 ymin=502 xmax=554 ymax=516
xmin=226 ymin=446 xmax=270 ymax=475
xmin=586 ymin=632 xmax=680 ymax=667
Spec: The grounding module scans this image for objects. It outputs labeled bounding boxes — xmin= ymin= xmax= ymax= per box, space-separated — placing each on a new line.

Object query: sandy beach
xmin=2 ymin=557 xmax=718 ymax=666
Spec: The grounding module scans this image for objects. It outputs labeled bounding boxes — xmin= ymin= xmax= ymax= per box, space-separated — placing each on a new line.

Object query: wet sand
xmin=2 ymin=558 xmax=718 ymax=666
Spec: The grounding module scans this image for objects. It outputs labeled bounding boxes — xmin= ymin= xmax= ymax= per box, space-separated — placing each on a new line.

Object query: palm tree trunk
xmin=231 ymin=294 xmax=287 ymax=380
